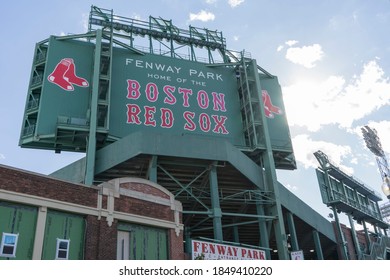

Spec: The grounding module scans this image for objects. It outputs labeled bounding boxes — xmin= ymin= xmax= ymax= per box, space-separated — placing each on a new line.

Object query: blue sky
xmin=1 ymin=0 xmax=390 ymax=224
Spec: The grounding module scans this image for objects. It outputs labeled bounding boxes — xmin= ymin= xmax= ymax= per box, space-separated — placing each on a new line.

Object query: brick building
xmin=0 ymin=164 xmax=184 ymax=260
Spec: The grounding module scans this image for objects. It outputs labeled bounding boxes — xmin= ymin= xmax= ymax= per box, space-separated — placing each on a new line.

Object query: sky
xmin=1 ymin=0 xmax=390 ymax=226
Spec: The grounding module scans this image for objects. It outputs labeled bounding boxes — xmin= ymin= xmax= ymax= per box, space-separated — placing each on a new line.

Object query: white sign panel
xmin=192 ymin=240 xmax=266 ymax=260
xmin=291 ymin=250 xmax=304 ymax=260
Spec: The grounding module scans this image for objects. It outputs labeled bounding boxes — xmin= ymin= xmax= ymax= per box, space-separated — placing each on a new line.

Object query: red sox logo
xmin=47 ymin=58 xmax=89 ymax=91
xmin=262 ymin=90 xmax=282 ymax=118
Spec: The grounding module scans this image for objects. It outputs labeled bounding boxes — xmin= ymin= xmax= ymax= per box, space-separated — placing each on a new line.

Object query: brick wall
xmin=0 ymin=165 xmax=98 ymax=207
xmin=0 ymin=165 xmax=184 ymax=260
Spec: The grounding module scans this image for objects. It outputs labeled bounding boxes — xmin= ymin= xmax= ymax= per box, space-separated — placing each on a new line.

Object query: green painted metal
xmin=88 ymin=131 xmax=264 ymax=188
xmin=332 ymin=207 xmax=348 ymax=260
xmin=362 ymin=221 xmax=371 ymax=254
xmin=256 ymin=203 xmax=271 ymax=260
xmin=85 ymin=29 xmax=103 ymax=185
xmin=279 ymin=182 xmax=336 ymax=242
xmin=18 ymin=5 xmax=324 ymax=260
xmin=147 ymin=155 xmax=158 ymax=182
xmin=286 ymin=212 xmax=299 ymax=251
xmin=209 ymin=163 xmax=223 ymax=241
xmin=315 ymin=166 xmax=386 ymax=228
xmin=348 ymin=214 xmax=361 ymax=258
xmin=118 ymin=223 xmax=168 ymax=260
xmin=249 ymin=59 xmax=289 ymax=260
xmin=41 ymin=210 xmax=85 ymax=260
xmin=158 ymin=164 xmax=210 ymax=210
xmin=312 ymin=230 xmax=324 ymax=260
xmin=89 ymin=6 xmax=227 ymax=63
xmin=0 ymin=202 xmax=38 ymax=260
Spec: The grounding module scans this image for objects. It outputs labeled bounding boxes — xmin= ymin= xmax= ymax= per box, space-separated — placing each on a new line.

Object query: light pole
xmin=382 ymin=175 xmax=390 ymax=199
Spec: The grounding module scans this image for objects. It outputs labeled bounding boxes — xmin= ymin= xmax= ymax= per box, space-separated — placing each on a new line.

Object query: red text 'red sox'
xmin=126 ymin=79 xmax=230 ymax=134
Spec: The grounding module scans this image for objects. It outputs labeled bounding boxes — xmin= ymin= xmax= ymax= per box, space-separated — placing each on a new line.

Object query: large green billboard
xmin=259 ymin=74 xmax=293 ymax=152
xmin=110 ymin=49 xmax=244 ymax=144
xmin=21 ymin=36 xmax=294 ymax=162
xmin=37 ymin=37 xmax=93 ymax=136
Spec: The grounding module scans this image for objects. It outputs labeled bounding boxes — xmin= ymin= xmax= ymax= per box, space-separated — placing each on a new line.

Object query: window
xmin=55 ymin=239 xmax=70 ymax=260
xmin=0 ymin=233 xmax=19 ymax=258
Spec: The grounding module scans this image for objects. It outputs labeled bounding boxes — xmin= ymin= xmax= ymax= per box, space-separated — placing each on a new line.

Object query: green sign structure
xmin=111 ymin=50 xmax=244 ymax=143
xmin=20 ymin=36 xmax=294 ymax=158
xmin=18 ymin=5 xmax=297 ymax=260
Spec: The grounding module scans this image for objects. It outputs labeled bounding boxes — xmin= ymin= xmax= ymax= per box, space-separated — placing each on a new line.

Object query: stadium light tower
xmin=361 ymin=125 xmax=390 ymax=198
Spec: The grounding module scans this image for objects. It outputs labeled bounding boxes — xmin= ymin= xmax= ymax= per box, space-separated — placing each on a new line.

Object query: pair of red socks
xmin=47 ymin=58 xmax=89 ymax=91
xmin=262 ymin=90 xmax=282 ymax=118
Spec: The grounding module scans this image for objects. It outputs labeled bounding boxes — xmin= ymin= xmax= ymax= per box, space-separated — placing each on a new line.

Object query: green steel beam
xmin=85 ymin=29 xmax=102 ymax=185
xmin=209 ymin=163 xmax=223 ymax=241
xmin=362 ymin=220 xmax=371 ymax=254
xmin=250 ymin=59 xmax=289 ymax=259
xmin=348 ymin=213 xmax=361 ymax=258
xmin=256 ymin=203 xmax=271 ymax=260
xmin=222 ymin=212 xmax=276 ymax=220
xmin=158 ymin=164 xmax=210 ymax=211
xmin=97 ymin=132 xmax=264 ymax=188
xmin=190 ymin=220 xmax=260 ymax=232
xmin=312 ymin=230 xmax=324 ymax=260
xmin=147 ymin=155 xmax=158 ymax=183
xmin=51 ymin=132 xmax=265 ymax=189
xmin=232 ymin=226 xmax=240 ymax=243
xmin=333 ymin=207 xmax=349 ymax=260
xmin=56 ymin=32 xmax=96 ymax=41
xmin=286 ymin=211 xmax=299 ymax=251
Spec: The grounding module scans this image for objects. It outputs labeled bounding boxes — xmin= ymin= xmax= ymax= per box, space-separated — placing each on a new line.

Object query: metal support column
xmin=312 ymin=230 xmax=324 ymax=260
xmin=348 ymin=214 xmax=361 ymax=259
xmin=232 ymin=226 xmax=240 ymax=243
xmin=209 ymin=162 xmax=223 ymax=241
xmin=185 ymin=227 xmax=192 ymax=257
xmin=250 ymin=59 xmax=288 ymax=259
xmin=85 ymin=29 xmax=102 ymax=185
xmin=333 ymin=207 xmax=348 ymax=259
xmin=256 ymin=203 xmax=271 ymax=260
xmin=362 ymin=220 xmax=371 ymax=254
xmin=286 ymin=211 xmax=299 ymax=251
xmin=148 ymin=155 xmax=158 ymax=183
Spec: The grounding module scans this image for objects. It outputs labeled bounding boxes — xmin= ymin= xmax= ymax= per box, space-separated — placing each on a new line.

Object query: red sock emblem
xmin=262 ymin=90 xmax=282 ymax=118
xmin=47 ymin=58 xmax=89 ymax=91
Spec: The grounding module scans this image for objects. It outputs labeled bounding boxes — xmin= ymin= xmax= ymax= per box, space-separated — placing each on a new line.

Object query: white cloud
xmin=285 ymin=44 xmax=324 ymax=68
xmin=285 ymin=183 xmax=298 ymax=192
xmin=350 ymin=157 xmax=358 ymax=164
xmin=206 ymin=0 xmax=218 ymax=4
xmin=283 ymin=60 xmax=390 ymax=131
xmin=131 ymin=13 xmax=142 ymax=21
xmin=277 ymin=45 xmax=284 ymax=52
xmin=228 ymin=0 xmax=244 ymax=8
xmin=81 ymin=13 xmax=89 ymax=32
xmin=189 ymin=10 xmax=216 ymax=22
xmin=0 ymin=153 xmax=5 ymax=160
xmin=292 ymin=134 xmax=354 ymax=174
xmin=233 ymin=35 xmax=239 ymax=41
xmin=285 ymin=40 xmax=299 ymax=47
